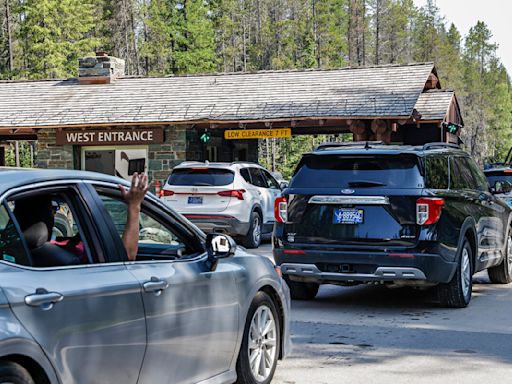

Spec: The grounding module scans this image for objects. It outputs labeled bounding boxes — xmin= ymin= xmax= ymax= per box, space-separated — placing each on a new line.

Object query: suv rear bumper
xmin=281 ymin=264 xmax=427 ymax=282
xmin=184 ymin=214 xmax=250 ymax=236
xmin=274 ymin=248 xmax=457 ymax=284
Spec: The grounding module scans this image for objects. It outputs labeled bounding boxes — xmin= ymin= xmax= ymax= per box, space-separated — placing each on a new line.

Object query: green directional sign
xmin=200 ymin=132 xmax=210 ymax=143
xmin=447 ymin=123 xmax=458 ymax=134
xmin=442 ymin=122 xmax=461 ymax=135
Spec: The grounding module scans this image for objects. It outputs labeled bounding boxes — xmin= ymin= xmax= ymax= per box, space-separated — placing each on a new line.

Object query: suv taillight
xmin=416 ymin=197 xmax=444 ymax=225
xmin=218 ymin=189 xmax=246 ymax=200
xmin=160 ymin=189 xmax=174 ymax=198
xmin=275 ymin=197 xmax=288 ymax=223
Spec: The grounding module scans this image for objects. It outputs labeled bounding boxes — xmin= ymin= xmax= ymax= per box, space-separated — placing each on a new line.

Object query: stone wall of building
xmin=147 ymin=125 xmax=187 ymax=183
xmin=35 ymin=128 xmax=74 ymax=169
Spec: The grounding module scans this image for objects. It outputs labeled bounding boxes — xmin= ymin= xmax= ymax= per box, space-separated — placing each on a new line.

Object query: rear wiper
xmin=348 ymin=180 xmax=386 ymax=188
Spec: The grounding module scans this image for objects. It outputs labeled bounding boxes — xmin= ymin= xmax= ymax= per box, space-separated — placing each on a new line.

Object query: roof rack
xmin=422 ymin=142 xmax=460 ymax=151
xmin=230 ymin=161 xmax=260 ymax=166
xmin=315 ymin=141 xmax=384 ymax=151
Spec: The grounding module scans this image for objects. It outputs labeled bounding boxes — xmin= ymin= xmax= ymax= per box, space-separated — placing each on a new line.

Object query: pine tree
xmin=18 ymin=0 xmax=98 ymax=79
xmin=173 ymin=0 xmax=217 ymax=74
xmin=139 ymin=0 xmax=175 ymax=75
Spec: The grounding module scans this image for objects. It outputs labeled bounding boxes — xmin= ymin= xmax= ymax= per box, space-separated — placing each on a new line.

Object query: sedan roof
xmin=0 ymin=167 xmax=128 ymax=196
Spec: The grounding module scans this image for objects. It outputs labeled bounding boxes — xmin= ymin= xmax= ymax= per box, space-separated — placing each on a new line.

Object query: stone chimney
xmin=78 ymin=52 xmax=125 ymax=85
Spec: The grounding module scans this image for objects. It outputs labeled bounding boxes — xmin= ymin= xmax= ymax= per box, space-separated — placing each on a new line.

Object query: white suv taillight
xmin=416 ymin=197 xmax=444 ymax=225
xmin=275 ymin=197 xmax=288 ymax=223
xmin=159 ymin=189 xmax=174 ymax=198
xmin=217 ymin=189 xmax=246 ymax=200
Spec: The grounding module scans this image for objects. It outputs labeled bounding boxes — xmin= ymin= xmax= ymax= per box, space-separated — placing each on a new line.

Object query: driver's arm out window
xmin=96 ymin=193 xmax=192 ymax=260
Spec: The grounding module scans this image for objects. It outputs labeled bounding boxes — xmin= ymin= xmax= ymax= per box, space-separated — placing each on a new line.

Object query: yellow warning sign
xmin=224 ymin=128 xmax=292 ymax=140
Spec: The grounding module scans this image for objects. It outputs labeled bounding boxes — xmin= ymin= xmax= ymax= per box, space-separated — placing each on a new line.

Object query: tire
xmin=241 ymin=212 xmax=262 ymax=249
xmin=236 ymin=292 xmax=280 ymax=384
xmin=284 ymin=277 xmax=319 ymax=300
xmin=488 ymin=230 xmax=512 ymax=284
xmin=437 ymin=238 xmax=473 ymax=308
xmin=0 ymin=361 xmax=35 ymax=384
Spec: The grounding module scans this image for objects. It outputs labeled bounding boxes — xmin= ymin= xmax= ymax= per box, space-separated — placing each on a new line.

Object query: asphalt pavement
xmin=252 ymin=242 xmax=512 ymax=384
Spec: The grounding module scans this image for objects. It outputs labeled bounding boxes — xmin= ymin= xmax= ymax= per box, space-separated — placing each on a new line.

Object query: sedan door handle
xmin=143 ymin=278 xmax=169 ymax=294
xmin=25 ymin=289 xmax=63 ymax=309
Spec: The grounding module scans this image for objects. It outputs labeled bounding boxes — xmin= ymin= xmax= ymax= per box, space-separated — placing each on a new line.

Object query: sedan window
xmin=0 ymin=204 xmax=31 ymax=266
xmin=7 ymin=190 xmax=95 ymax=267
xmin=97 ymin=193 xmax=194 ymax=261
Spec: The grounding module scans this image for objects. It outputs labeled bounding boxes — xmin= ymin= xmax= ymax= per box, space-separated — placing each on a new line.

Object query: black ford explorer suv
xmin=273 ymin=142 xmax=512 ymax=308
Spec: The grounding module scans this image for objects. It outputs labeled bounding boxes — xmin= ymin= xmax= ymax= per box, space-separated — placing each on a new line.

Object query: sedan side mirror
xmin=205 ymin=233 xmax=236 ymax=271
xmin=279 ymin=181 xmax=289 ymax=190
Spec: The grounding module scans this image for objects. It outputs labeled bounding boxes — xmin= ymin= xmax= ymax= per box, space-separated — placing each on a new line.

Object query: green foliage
xmin=0 ymin=0 xmax=510 ymax=170
xmin=4 ymin=142 xmax=33 ymax=167
xmin=172 ymin=0 xmax=217 ymax=74
xmin=17 ymin=0 xmax=99 ymax=79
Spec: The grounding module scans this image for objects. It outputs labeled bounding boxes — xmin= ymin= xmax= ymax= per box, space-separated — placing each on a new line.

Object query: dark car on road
xmin=0 ymin=168 xmax=290 ymax=384
xmin=273 ymin=142 xmax=512 ymax=308
xmin=484 ymin=166 xmax=512 ymax=207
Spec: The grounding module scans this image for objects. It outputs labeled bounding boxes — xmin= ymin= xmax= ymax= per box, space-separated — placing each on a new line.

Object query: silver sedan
xmin=0 ymin=168 xmax=290 ymax=384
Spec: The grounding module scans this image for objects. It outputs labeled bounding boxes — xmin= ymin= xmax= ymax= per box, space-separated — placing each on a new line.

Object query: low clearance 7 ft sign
xmin=224 ymin=128 xmax=291 ymax=140
xmin=56 ymin=128 xmax=164 ymax=146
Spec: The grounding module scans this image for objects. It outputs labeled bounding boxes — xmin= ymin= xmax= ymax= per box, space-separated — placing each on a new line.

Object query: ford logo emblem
xmin=341 ymin=189 xmax=355 ymax=194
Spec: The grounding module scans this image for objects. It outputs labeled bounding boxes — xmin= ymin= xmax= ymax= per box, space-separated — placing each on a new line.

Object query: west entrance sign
xmin=56 ymin=128 xmax=164 ymax=146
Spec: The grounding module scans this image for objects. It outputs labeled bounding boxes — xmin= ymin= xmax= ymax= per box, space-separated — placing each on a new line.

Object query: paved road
xmin=252 ymin=243 xmax=512 ymax=384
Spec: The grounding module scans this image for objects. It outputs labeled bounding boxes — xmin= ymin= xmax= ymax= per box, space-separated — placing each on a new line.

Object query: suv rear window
xmin=290 ymin=154 xmax=424 ymax=189
xmin=167 ymin=168 xmax=234 ymax=186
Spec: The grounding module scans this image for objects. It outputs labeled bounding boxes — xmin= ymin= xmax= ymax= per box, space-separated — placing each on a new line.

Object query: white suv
xmin=160 ymin=161 xmax=284 ymax=248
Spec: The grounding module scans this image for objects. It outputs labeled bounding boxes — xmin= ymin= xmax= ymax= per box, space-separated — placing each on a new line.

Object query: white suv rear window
xmin=168 ymin=169 xmax=234 ymax=186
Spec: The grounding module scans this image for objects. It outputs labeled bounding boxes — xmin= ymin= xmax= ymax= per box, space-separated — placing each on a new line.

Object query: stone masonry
xmin=36 ymin=129 xmax=74 ymax=169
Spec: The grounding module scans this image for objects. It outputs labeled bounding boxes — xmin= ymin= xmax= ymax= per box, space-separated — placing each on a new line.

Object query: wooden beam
xmin=0 ymin=115 xmax=413 ymax=130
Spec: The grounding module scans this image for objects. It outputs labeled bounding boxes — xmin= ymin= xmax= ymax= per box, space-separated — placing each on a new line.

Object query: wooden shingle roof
xmin=414 ymin=89 xmax=455 ymax=121
xmin=0 ymin=63 xmax=438 ymax=128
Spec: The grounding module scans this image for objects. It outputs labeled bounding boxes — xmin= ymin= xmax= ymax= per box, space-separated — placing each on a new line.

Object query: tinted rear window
xmin=168 ymin=168 xmax=234 ymax=186
xmin=290 ymin=154 xmax=424 ymax=189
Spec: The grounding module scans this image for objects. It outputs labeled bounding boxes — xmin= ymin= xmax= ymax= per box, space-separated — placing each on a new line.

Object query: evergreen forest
xmin=0 ymin=0 xmax=510 ymax=175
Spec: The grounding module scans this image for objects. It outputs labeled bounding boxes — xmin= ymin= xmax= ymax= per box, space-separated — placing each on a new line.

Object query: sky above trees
xmin=413 ymin=0 xmax=511 ymax=75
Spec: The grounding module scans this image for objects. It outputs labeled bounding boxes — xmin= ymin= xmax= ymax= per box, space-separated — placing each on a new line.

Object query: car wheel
xmin=488 ymin=230 xmax=512 ymax=284
xmin=284 ymin=277 xmax=319 ymax=300
xmin=236 ymin=292 xmax=280 ymax=384
xmin=0 ymin=361 xmax=35 ymax=384
xmin=437 ymin=238 xmax=472 ymax=308
xmin=242 ymin=212 xmax=262 ymax=249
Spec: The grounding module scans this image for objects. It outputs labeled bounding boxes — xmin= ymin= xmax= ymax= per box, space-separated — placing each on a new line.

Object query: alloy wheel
xmin=248 ymin=305 xmax=277 ymax=382
xmin=507 ymin=234 xmax=512 ymax=275
xmin=460 ymin=247 xmax=471 ymax=298
xmin=253 ymin=216 xmax=261 ymax=245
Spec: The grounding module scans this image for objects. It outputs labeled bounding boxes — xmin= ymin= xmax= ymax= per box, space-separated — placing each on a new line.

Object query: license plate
xmin=188 ymin=196 xmax=203 ymax=204
xmin=333 ymin=209 xmax=364 ymax=224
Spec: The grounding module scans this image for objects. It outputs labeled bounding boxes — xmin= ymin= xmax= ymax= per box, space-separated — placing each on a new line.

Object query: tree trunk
xmin=5 ymin=0 xmax=13 ymax=76
xmin=374 ymin=0 xmax=380 ymax=65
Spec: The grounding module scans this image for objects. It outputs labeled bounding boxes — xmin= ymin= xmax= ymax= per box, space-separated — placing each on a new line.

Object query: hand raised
xmin=119 ymin=172 xmax=149 ymax=206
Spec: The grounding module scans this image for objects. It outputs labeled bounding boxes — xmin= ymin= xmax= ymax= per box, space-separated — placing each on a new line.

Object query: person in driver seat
xmin=13 ymin=173 xmax=148 ymax=267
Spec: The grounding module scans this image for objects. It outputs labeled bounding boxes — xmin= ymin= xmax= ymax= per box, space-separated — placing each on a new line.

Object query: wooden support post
xmin=15 ymin=141 xmax=19 ymax=167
